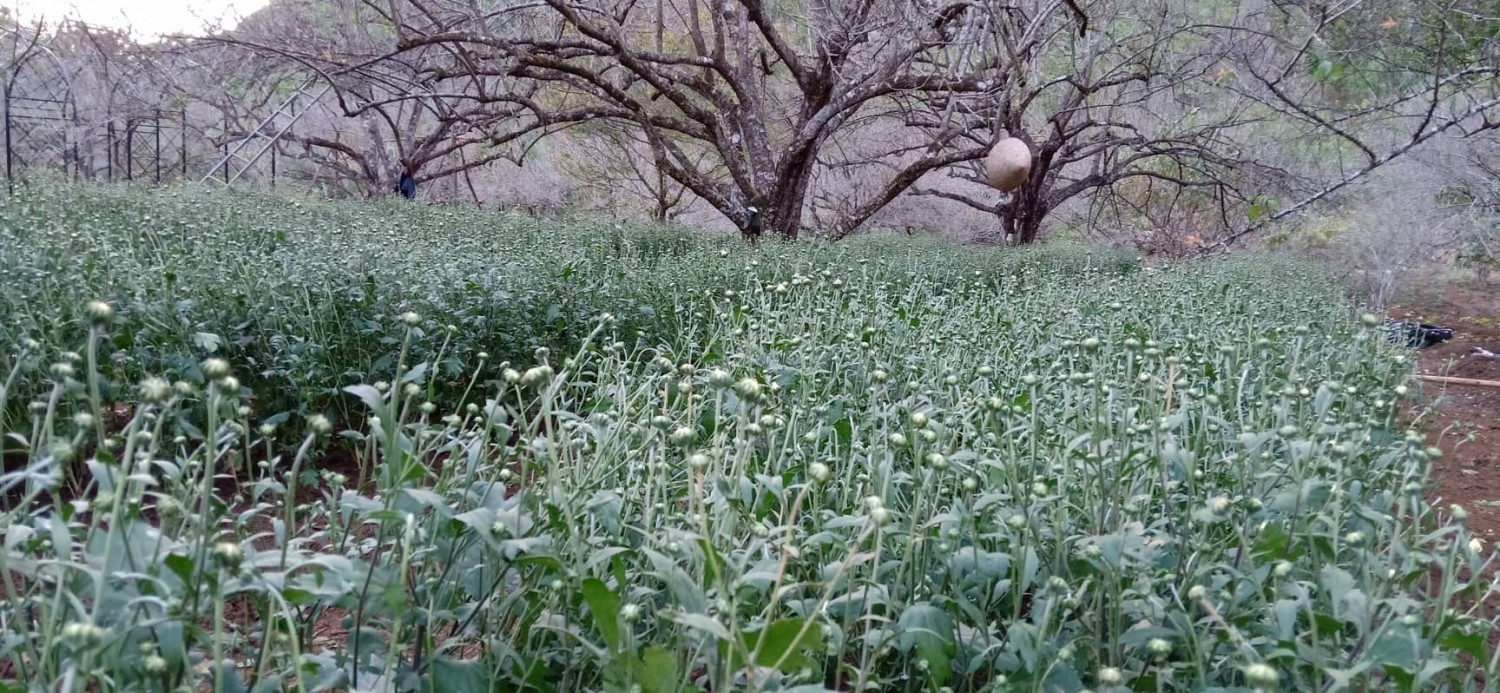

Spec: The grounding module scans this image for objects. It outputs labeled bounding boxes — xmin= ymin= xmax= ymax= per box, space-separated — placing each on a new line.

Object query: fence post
xmin=154 ymin=110 xmax=162 ymax=184
xmin=4 ymin=81 xmax=13 ymax=195
xmin=180 ymin=109 xmax=187 ymax=179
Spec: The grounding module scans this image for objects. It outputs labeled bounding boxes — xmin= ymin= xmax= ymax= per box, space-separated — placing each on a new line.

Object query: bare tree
xmin=856 ymin=0 xmax=1283 ymax=246
xmin=558 ymin=121 xmax=707 ymax=221
xmin=194 ymin=0 xmax=611 ymax=197
xmin=378 ymin=0 xmax=1094 ymax=239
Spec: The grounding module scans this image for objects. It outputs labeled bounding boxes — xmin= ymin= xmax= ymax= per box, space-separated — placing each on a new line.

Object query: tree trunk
xmin=758 ymin=149 xmax=820 ymax=240
xmin=1003 ymin=185 xmax=1048 ymax=244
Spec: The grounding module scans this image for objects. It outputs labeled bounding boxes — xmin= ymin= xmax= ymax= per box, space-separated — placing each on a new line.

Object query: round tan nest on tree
xmin=984 ymin=138 xmax=1032 ymax=193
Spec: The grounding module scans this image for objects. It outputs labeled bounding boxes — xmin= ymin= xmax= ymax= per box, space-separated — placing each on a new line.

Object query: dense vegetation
xmin=0 ymin=185 xmax=1490 ymax=692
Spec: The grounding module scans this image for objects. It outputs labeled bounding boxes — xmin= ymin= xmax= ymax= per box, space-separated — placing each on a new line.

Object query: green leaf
xmin=638 ymin=646 xmax=682 ymax=693
xmin=164 ymin=553 xmax=195 ymax=585
xmin=431 ymin=656 xmax=491 ymax=693
xmin=897 ymin=603 xmax=955 ymax=686
xmin=343 ymin=384 xmax=386 ymax=414
xmin=1368 ymin=622 xmax=1420 ymax=674
xmin=192 ymin=331 xmax=223 ymax=353
xmin=582 ymin=578 xmax=622 ymax=651
xmin=212 ymin=661 xmax=250 ymax=693
xmin=1418 ymin=656 xmax=1456 ymax=687
xmin=748 ymin=618 xmax=821 ymax=672
xmin=1437 ymin=628 xmax=1486 ymax=661
xmin=668 ymin=612 xmax=731 ymax=642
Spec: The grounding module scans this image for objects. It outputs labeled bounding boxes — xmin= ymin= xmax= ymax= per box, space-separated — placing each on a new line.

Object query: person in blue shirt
xmin=395 ymin=168 xmax=416 ymax=200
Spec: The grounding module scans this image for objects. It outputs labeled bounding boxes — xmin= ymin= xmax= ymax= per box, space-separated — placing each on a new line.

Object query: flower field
xmin=0 ymin=184 xmax=1492 ymax=692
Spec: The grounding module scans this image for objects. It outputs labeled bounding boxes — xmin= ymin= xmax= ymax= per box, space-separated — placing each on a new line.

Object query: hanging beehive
xmin=984 ymin=137 xmax=1032 ymax=193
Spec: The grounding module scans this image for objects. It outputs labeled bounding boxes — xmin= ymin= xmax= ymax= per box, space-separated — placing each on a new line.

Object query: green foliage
xmin=1301 ymin=0 xmax=1498 ymax=103
xmin=0 ymin=183 xmax=1489 ymax=692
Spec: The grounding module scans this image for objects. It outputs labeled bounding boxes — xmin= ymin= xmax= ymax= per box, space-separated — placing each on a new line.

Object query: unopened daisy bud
xmin=870 ymin=507 xmax=891 ymax=526
xmin=131 ymin=375 xmax=171 ymax=405
xmin=48 ymin=441 xmax=75 ymax=463
xmin=1344 ymin=531 xmax=1365 ymax=546
xmin=502 ymin=368 xmax=521 ymax=384
xmin=1451 ymin=504 xmax=1468 ymax=524
xmin=961 ymin=476 xmax=978 ymax=492
xmin=687 ymin=453 xmax=710 ymax=471
xmin=73 ymin=412 xmax=95 ymax=429
xmin=84 ymin=300 xmax=114 ymax=326
xmin=1186 ymin=585 xmax=1207 ymax=601
xmin=620 ymin=603 xmax=641 ymax=622
xmin=669 ymin=427 xmax=696 ymax=446
xmin=734 ymin=378 xmax=763 ymax=400
xmin=217 ymin=376 xmax=240 ymax=394
xmin=400 ymin=312 xmax=421 ymax=326
xmin=888 ymin=432 xmax=908 ymax=447
xmin=909 ymin=411 xmax=929 ymax=428
xmin=1470 ymin=538 xmax=1485 ymax=554
xmin=520 ymin=365 xmax=553 ymax=388
xmin=1242 ymin=662 xmax=1279 ymax=690
xmin=307 ymin=413 xmax=332 ymax=435
xmin=49 ymin=362 xmax=75 ymax=380
xmin=144 ymin=654 xmax=168 ymax=673
xmin=1146 ymin=638 xmax=1172 ymax=657
xmin=808 ymin=462 xmax=830 ymax=483
xmin=707 ymin=369 xmax=733 ymax=388
xmin=1096 ymin=667 xmax=1122 ymax=686
xmin=1272 ymin=560 xmax=1293 ymax=578
xmin=419 ymin=402 xmax=437 ymax=414
xmin=925 ymin=452 xmax=948 ymax=470
xmin=477 ymin=352 xmax=489 ymax=360
xmin=61 ymin=622 xmax=104 ymax=647
xmin=1208 ymin=496 xmax=1231 ymax=514
xmin=212 ymin=542 xmax=243 ymax=568
xmin=201 ymin=358 xmax=230 ymax=380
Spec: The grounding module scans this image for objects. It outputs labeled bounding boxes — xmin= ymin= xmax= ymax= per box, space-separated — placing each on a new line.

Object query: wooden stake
xmin=1415 ymin=375 xmax=1500 ymax=389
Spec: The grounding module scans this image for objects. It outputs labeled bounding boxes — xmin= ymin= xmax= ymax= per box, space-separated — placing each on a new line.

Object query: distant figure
xmin=745 ymin=206 xmax=762 ymax=243
xmin=395 ymin=170 xmax=416 ymax=200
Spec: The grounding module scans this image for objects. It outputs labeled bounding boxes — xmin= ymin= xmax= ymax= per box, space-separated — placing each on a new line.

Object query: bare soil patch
xmin=1389 ymin=279 xmax=1500 ymax=541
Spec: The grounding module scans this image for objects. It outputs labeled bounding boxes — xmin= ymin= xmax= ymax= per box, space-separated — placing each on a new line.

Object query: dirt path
xmin=1389 ymin=279 xmax=1500 ymax=540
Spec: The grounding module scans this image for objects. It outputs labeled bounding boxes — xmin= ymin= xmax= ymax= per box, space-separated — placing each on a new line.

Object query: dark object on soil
xmin=1384 ymin=320 xmax=1455 ymax=349
xmin=395 ymin=171 xmax=416 ymax=200
xmin=1471 ymin=346 xmax=1500 ymax=361
xmin=745 ymin=205 xmax=761 ymax=242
